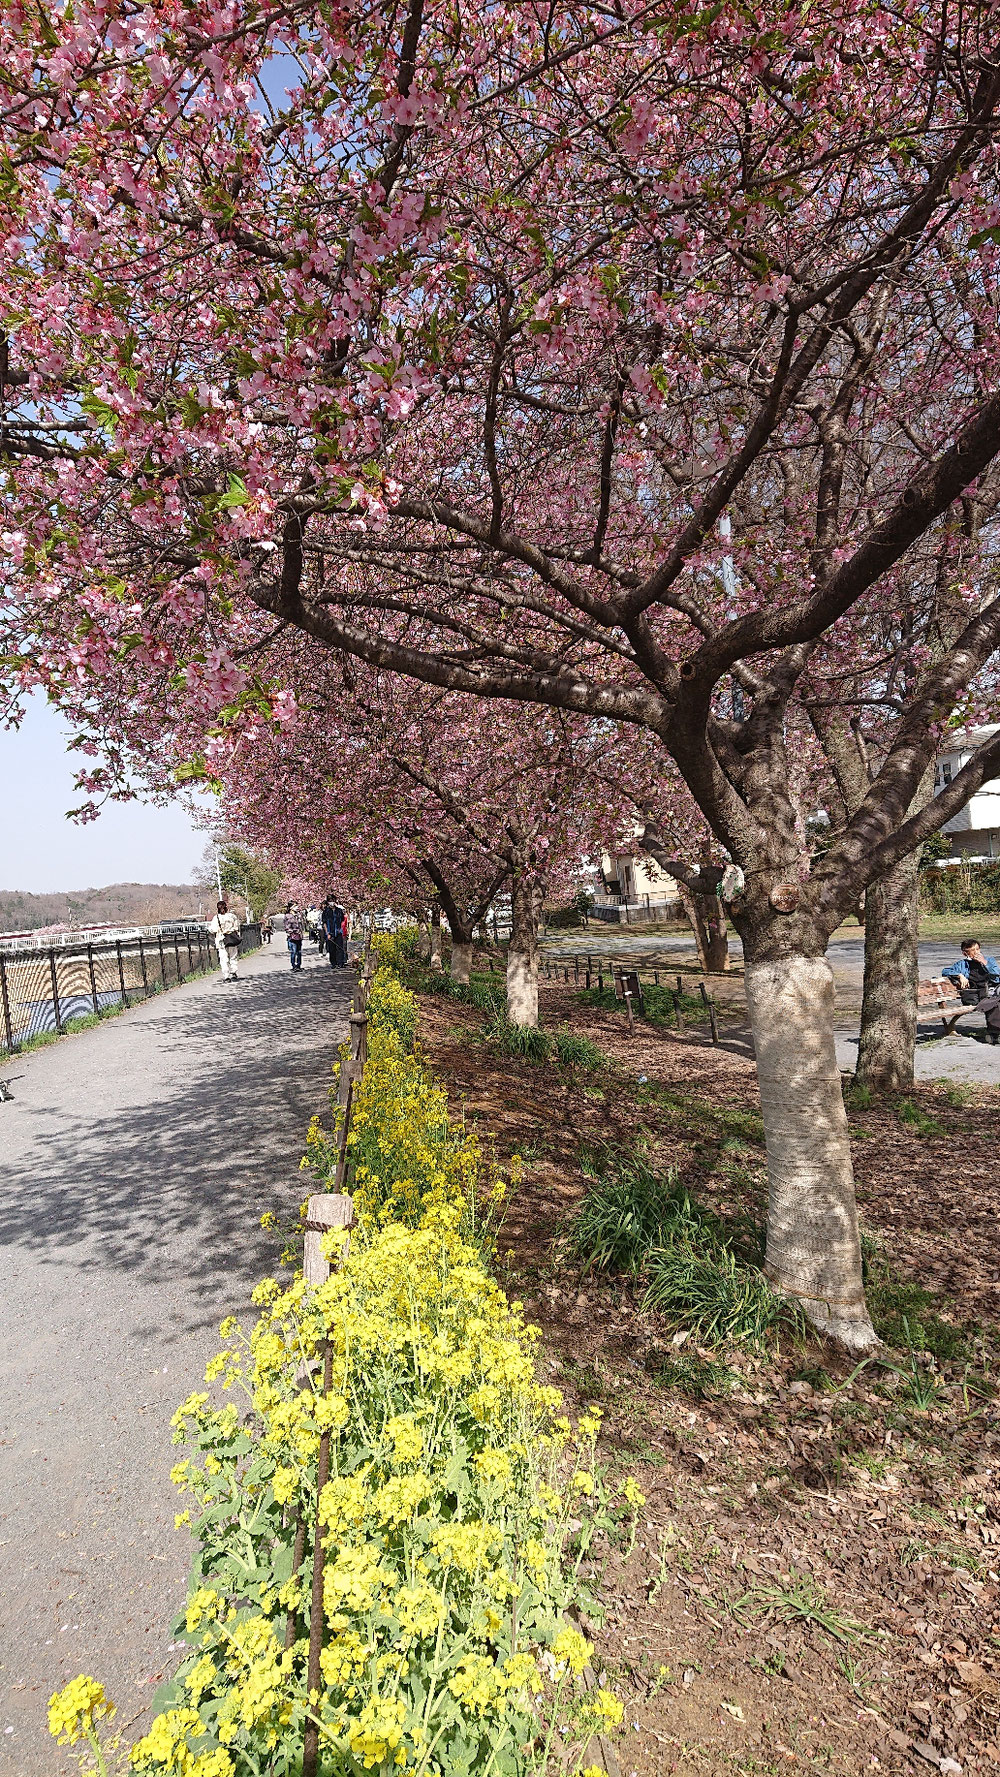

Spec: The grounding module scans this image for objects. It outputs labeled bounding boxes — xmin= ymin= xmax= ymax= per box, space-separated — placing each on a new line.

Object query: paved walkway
xmin=0 ymin=940 xmax=351 ymax=1774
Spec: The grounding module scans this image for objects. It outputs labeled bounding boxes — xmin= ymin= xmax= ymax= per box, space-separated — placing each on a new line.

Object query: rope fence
xmin=537 ymin=950 xmax=723 ymax=1045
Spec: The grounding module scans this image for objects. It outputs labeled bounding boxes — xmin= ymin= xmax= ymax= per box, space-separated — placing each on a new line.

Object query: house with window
xmin=588 ymin=848 xmax=681 ymax=921
xmin=935 ymin=725 xmax=1000 ymax=858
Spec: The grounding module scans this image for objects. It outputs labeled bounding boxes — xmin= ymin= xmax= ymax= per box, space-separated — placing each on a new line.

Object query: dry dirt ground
xmin=412 ymin=970 xmax=1000 ymax=1777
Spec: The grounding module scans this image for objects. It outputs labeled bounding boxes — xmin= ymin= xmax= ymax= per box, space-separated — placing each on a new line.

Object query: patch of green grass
xmin=653 ymin=1351 xmax=738 ymax=1399
xmin=577 ymin=982 xmax=710 ymax=1027
xmin=566 ymin=1150 xmax=698 ymax=1275
xmin=412 ymin=966 xmax=505 ymax=1014
xmin=63 ymin=1012 xmax=103 ymax=1033
xmin=17 ymin=1028 xmax=61 ymax=1053
xmin=635 ymin=1080 xmax=766 ymax=1149
xmin=861 ymin=1230 xmax=969 ymax=1362
xmin=938 ymin=1080 xmax=975 ymax=1109
xmin=843 ymin=1080 xmax=873 ymax=1111
xmin=898 ymin=1097 xmax=947 ymax=1138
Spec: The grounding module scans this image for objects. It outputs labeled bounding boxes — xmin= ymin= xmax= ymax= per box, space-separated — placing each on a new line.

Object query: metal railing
xmin=0 ymin=923 xmax=261 ymax=1058
xmin=588 ymin=896 xmax=682 ymax=925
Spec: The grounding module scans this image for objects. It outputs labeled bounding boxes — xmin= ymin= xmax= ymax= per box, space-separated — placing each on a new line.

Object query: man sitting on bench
xmin=944 ymin=938 xmax=1000 ymax=1042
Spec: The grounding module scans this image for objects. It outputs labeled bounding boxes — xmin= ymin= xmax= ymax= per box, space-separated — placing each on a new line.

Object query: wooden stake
xmin=303 ymin=1193 xmax=354 ymax=1288
xmin=302 ymin=1341 xmax=334 ymax=1777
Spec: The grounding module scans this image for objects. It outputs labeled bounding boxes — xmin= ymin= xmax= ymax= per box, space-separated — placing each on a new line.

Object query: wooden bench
xmin=916 ymin=976 xmax=984 ymax=1035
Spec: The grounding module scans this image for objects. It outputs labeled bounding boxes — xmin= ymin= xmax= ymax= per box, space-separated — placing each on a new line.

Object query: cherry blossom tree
xmin=191 ymin=657 xmax=633 ymax=1014
xmin=5 ymin=0 xmax=1000 ymax=1345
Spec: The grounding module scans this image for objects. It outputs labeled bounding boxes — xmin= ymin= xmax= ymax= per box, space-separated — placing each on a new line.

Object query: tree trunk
xmin=507 ymin=869 xmax=541 ymax=1027
xmin=677 ymin=882 xmax=730 ymax=972
xmin=745 ymin=954 xmax=878 ymax=1352
xmin=430 ymin=906 xmax=443 ymax=970
xmin=451 ymin=939 xmax=472 ymax=984
xmin=416 ymin=917 xmax=430 ymax=962
xmin=855 ymin=851 xmax=923 ymax=1095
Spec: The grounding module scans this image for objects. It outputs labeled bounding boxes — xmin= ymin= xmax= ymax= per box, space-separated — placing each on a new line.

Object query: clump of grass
xmin=485 ymin=1011 xmax=552 ymax=1061
xmin=643 ymin=1243 xmax=790 ymax=1347
xmin=566 ymin=1151 xmax=698 ymax=1275
xmin=843 ymin=1079 xmax=873 ymax=1111
xmin=735 ymin=1574 xmax=864 ymax=1644
xmin=566 ymin=1148 xmax=779 ymax=1349
xmin=552 ymin=1029 xmax=603 ymax=1070
xmin=939 ymin=1080 xmax=974 ymax=1109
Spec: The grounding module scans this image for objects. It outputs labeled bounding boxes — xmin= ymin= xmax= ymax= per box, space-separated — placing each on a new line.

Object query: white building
xmin=936 ymin=725 xmax=1000 ymax=858
xmin=590 ymin=848 xmax=681 ymax=921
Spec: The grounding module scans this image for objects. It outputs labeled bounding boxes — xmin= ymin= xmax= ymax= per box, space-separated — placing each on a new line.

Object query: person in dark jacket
xmin=322 ymin=895 xmax=348 ymax=967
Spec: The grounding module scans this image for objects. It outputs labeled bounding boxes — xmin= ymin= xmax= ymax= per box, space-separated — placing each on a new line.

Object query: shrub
xmin=64 ymin=960 xmax=638 ymax=1777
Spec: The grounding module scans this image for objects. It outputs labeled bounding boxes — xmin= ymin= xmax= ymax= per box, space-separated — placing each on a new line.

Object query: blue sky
xmin=0 ymin=694 xmax=208 ymax=891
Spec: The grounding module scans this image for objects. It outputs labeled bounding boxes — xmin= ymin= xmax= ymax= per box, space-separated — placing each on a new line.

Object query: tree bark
xmin=745 ymin=955 xmax=878 ymax=1352
xmin=677 ymin=882 xmax=730 ymax=972
xmin=855 ymin=851 xmax=923 ymax=1094
xmin=451 ymin=939 xmax=472 ymax=984
xmin=429 ymin=906 xmax=442 ymax=971
xmin=507 ymin=868 xmax=542 ymax=1027
xmin=416 ymin=917 xmax=430 ymax=962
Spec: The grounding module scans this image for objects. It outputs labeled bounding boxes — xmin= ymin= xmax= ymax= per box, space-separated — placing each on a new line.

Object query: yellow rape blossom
xmin=70 ymin=958 xmax=627 ymax=1777
xmin=48 ymin=1676 xmax=115 ymax=1746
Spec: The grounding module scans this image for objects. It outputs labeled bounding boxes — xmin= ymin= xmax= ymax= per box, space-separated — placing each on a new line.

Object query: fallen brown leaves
xmin=413 ymin=980 xmax=1000 ymax=1777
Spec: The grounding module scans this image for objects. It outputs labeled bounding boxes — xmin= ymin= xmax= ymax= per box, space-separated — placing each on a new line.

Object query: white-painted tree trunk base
xmin=507 ymin=865 xmax=541 ymax=1027
xmin=451 ymin=941 xmax=472 ymax=984
xmin=745 ymin=954 xmax=879 ymax=1352
xmin=506 ymin=950 xmax=538 ymax=1027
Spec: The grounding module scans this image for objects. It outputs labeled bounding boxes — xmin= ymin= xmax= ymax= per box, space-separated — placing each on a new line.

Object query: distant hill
xmin=0 ymin=882 xmax=205 ymax=933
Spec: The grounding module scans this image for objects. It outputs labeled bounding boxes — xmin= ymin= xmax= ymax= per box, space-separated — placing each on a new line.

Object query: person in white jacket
xmin=208 ymin=899 xmax=241 ymax=980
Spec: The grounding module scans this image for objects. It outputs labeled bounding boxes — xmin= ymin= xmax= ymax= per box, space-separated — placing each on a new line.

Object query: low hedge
xmin=51 ymin=942 xmax=637 ymax=1777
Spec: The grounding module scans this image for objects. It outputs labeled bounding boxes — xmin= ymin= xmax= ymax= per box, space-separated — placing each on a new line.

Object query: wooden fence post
xmin=302 ymin=1192 xmax=354 ymax=1288
xmin=349 ymin=1012 xmax=368 ymax=1068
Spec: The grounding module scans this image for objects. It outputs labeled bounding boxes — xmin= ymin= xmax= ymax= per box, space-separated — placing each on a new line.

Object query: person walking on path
xmin=285 ymin=902 xmax=304 ymax=971
xmin=322 ymin=895 xmax=345 ymax=967
xmin=337 ymin=903 xmax=351 ymax=968
xmin=208 ymin=899 xmax=241 ymax=980
xmin=322 ymin=896 xmax=349 ymax=967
